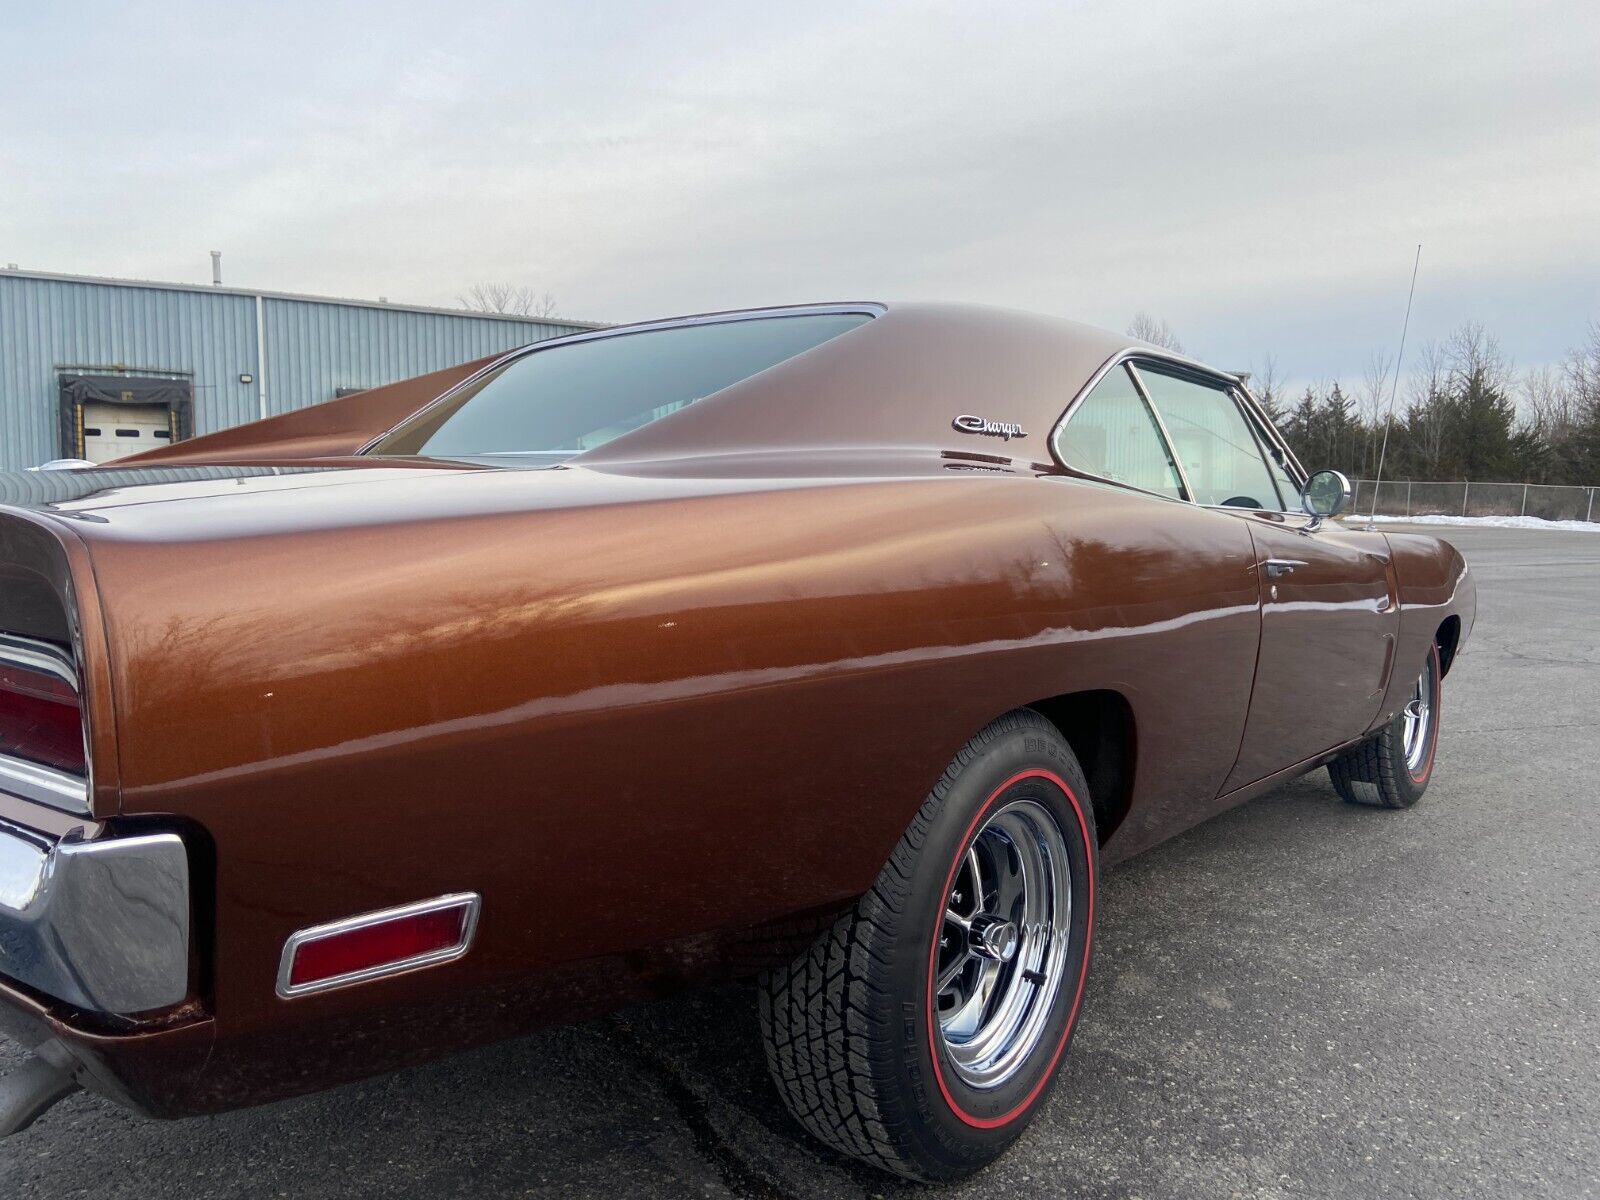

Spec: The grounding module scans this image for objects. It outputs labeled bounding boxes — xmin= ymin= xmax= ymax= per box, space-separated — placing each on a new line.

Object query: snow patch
xmin=1345 ymin=514 xmax=1600 ymax=532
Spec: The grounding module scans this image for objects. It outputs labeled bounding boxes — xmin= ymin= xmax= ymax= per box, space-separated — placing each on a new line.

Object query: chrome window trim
xmin=1231 ymin=380 xmax=1309 ymax=498
xmin=276 ymin=892 xmax=482 ymax=999
xmin=1130 ymin=360 xmax=1291 ymax=514
xmin=357 ymin=303 xmax=887 ymax=457
xmin=1048 ymin=347 xmax=1307 ymax=511
xmin=1046 ymin=354 xmax=1194 ymax=505
xmin=1223 ymin=391 xmax=1298 ymax=513
xmin=1124 ymin=362 xmax=1198 ymax=504
xmin=0 ymin=635 xmax=90 ymax=817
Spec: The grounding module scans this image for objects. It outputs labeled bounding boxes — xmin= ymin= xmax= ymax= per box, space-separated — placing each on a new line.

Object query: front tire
xmin=1329 ymin=641 xmax=1442 ymax=809
xmin=758 ymin=710 xmax=1097 ymax=1181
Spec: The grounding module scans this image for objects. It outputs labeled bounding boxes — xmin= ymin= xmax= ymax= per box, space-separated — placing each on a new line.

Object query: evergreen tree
xmin=1185 ymin=319 xmax=1598 ymax=490
xmin=1447 ymin=367 xmax=1520 ymax=480
xmin=1322 ymin=382 xmax=1359 ymax=477
xmin=1282 ymin=388 xmax=1320 ymax=464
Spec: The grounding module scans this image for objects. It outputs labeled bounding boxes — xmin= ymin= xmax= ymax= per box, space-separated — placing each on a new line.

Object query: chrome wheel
xmin=1401 ymin=653 xmax=1436 ymax=773
xmin=935 ymin=799 xmax=1072 ymax=1090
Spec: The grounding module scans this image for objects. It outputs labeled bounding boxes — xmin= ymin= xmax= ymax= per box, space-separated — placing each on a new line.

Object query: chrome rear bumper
xmin=0 ymin=818 xmax=190 ymax=1013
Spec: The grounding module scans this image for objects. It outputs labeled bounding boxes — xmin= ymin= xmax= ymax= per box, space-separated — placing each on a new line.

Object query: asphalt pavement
xmin=3 ymin=524 xmax=1597 ymax=1198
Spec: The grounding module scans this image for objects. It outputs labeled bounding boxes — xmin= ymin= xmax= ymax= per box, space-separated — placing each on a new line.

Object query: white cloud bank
xmin=3 ymin=0 xmax=1597 ymax=380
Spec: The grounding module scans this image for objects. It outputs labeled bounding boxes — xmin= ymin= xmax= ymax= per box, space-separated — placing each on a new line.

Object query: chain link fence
xmin=1352 ymin=479 xmax=1599 ymax=523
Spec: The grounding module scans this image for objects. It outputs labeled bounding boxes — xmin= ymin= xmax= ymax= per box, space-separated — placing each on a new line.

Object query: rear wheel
xmin=758 ymin=710 xmax=1096 ymax=1181
xmin=1329 ymin=641 xmax=1442 ymax=809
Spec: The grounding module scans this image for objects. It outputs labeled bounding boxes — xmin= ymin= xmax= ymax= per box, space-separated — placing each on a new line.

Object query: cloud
xmin=3 ymin=0 xmax=1596 ymax=381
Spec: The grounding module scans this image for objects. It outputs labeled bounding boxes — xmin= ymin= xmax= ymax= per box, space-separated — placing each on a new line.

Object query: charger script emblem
xmin=953 ymin=414 xmax=1028 ymax=441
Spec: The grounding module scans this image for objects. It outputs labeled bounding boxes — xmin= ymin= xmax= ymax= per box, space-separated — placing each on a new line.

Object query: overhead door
xmin=81 ymin=402 xmax=174 ymax=464
xmin=57 ymin=374 xmax=193 ymax=465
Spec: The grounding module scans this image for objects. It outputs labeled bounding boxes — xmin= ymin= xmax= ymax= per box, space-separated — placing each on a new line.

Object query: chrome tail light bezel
xmin=0 ymin=633 xmax=90 ymax=816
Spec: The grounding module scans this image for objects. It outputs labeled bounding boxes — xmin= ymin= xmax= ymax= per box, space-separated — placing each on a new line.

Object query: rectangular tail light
xmin=277 ymin=894 xmax=481 ymax=998
xmin=0 ymin=643 xmax=85 ymax=776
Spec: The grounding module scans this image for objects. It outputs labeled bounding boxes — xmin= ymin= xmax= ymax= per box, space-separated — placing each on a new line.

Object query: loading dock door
xmin=81 ymin=402 xmax=173 ymax=463
xmin=58 ymin=374 xmax=193 ymax=465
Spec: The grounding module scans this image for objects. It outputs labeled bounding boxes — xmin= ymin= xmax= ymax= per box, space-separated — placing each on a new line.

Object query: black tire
xmin=1329 ymin=641 xmax=1442 ymax=809
xmin=758 ymin=710 xmax=1097 ymax=1181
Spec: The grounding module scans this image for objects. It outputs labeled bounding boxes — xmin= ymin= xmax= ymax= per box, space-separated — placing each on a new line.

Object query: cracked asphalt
xmin=3 ymin=525 xmax=1597 ymax=1198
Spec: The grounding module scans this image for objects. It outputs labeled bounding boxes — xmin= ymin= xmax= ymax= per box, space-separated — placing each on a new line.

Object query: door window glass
xmin=1134 ymin=366 xmax=1283 ymax=509
xmin=1053 ymin=365 xmax=1185 ymax=500
xmin=1253 ymin=422 xmax=1301 ymax=512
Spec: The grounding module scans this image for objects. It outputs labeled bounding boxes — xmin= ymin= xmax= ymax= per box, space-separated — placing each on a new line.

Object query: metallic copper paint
xmin=1373 ymin=533 xmax=1473 ymax=727
xmin=118 ymin=355 xmax=502 ymax=466
xmin=0 ymin=303 xmax=1477 ymax=1119
xmin=1222 ymin=522 xmax=1397 ymax=791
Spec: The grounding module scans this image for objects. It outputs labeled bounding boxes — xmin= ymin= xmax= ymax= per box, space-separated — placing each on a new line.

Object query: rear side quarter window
xmin=1052 ymin=364 xmax=1187 ymax=501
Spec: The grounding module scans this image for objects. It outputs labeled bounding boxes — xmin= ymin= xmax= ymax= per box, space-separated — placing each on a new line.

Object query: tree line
xmin=459 ymin=281 xmax=560 ymax=319
xmin=1127 ymin=312 xmax=1600 ymax=486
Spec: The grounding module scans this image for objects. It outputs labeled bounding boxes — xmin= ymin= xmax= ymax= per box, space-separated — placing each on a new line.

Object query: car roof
xmin=570 ymin=301 xmax=1216 ymax=466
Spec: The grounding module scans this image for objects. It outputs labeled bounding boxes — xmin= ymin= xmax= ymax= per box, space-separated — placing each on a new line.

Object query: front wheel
xmin=758 ymin=710 xmax=1096 ymax=1181
xmin=1329 ymin=641 xmax=1442 ymax=808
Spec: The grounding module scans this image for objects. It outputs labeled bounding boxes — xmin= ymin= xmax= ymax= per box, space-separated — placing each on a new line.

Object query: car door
xmin=1048 ymin=360 xmax=1264 ymax=842
xmin=1225 ymin=517 xmax=1397 ymax=787
xmin=1130 ymin=362 xmax=1398 ymax=789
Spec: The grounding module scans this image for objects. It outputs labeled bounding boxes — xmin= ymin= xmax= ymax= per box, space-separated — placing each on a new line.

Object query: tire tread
xmin=1328 ymin=728 xmax=1411 ymax=808
xmin=1329 ymin=644 xmax=1440 ymax=809
xmin=758 ymin=711 xmax=1066 ymax=1180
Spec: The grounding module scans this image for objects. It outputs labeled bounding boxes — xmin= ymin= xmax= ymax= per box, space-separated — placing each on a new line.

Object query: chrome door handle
xmin=1263 ymin=559 xmax=1305 ymax=579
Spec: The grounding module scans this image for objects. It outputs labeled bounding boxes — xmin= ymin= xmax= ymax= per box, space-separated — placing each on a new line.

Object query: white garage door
xmin=82 ymin=403 xmax=173 ymax=464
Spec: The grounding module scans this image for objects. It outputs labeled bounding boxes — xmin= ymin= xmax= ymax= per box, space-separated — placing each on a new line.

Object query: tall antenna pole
xmin=1367 ymin=244 xmax=1422 ymax=529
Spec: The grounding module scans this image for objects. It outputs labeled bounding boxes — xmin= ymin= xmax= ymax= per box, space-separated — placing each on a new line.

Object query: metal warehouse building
xmin=0 ymin=267 xmax=594 ymax=472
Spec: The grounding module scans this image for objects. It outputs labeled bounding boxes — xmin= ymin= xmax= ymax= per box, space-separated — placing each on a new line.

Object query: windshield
xmin=367 ymin=312 xmax=872 ymax=458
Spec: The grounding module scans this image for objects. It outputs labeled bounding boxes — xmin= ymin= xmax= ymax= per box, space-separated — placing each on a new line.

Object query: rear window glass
xmin=369 ymin=313 xmax=871 ymax=458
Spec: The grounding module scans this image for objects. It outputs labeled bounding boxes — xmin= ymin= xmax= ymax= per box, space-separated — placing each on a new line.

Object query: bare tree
xmin=1563 ymin=319 xmax=1600 ymax=407
xmin=1441 ymin=321 xmax=1513 ymax=393
xmin=1407 ymin=340 xmax=1451 ymax=475
xmin=1127 ymin=312 xmax=1184 ymax=353
xmin=459 ymin=282 xmax=559 ymax=319
xmin=1359 ymin=350 xmax=1394 ymax=426
xmin=1521 ymin=366 xmax=1575 ymax=442
xmin=1408 ymin=340 xmax=1442 ymax=407
xmin=1359 ymin=349 xmax=1395 ymax=476
xmin=1250 ymin=353 xmax=1283 ymax=418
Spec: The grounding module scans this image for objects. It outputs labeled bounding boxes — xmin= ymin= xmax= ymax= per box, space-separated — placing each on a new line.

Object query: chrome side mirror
xmin=1300 ymin=469 xmax=1352 ymax=531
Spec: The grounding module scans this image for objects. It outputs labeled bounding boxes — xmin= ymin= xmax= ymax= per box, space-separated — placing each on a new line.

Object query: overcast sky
xmin=4 ymin=1 xmax=1597 ymax=390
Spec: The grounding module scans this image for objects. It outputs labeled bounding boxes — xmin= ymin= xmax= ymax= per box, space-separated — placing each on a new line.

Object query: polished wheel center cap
xmin=969 ymin=914 xmax=1019 ymax=962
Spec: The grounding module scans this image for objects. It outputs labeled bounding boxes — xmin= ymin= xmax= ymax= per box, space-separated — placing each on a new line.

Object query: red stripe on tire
xmin=924 ymin=768 xmax=1095 ymax=1130
xmin=1409 ymin=642 xmax=1442 ymax=785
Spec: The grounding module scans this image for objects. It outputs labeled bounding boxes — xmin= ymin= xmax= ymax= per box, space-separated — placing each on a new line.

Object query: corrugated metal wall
xmin=259 ymin=297 xmax=588 ymax=417
xmin=0 ymin=272 xmax=590 ymax=470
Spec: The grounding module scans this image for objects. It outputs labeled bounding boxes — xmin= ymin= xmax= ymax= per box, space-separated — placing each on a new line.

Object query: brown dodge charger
xmin=0 ymin=303 xmax=1472 ymax=1180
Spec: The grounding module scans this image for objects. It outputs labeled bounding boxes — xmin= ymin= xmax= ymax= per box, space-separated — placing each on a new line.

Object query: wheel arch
xmin=1023 ymin=689 xmax=1135 ymax=844
xmin=1435 ymin=614 xmax=1462 ymax=676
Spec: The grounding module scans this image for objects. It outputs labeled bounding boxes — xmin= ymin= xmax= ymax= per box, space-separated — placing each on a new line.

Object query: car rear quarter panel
xmin=0 ymin=507 xmax=124 ymax=813
xmin=71 ymin=468 xmax=1261 ymax=1104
